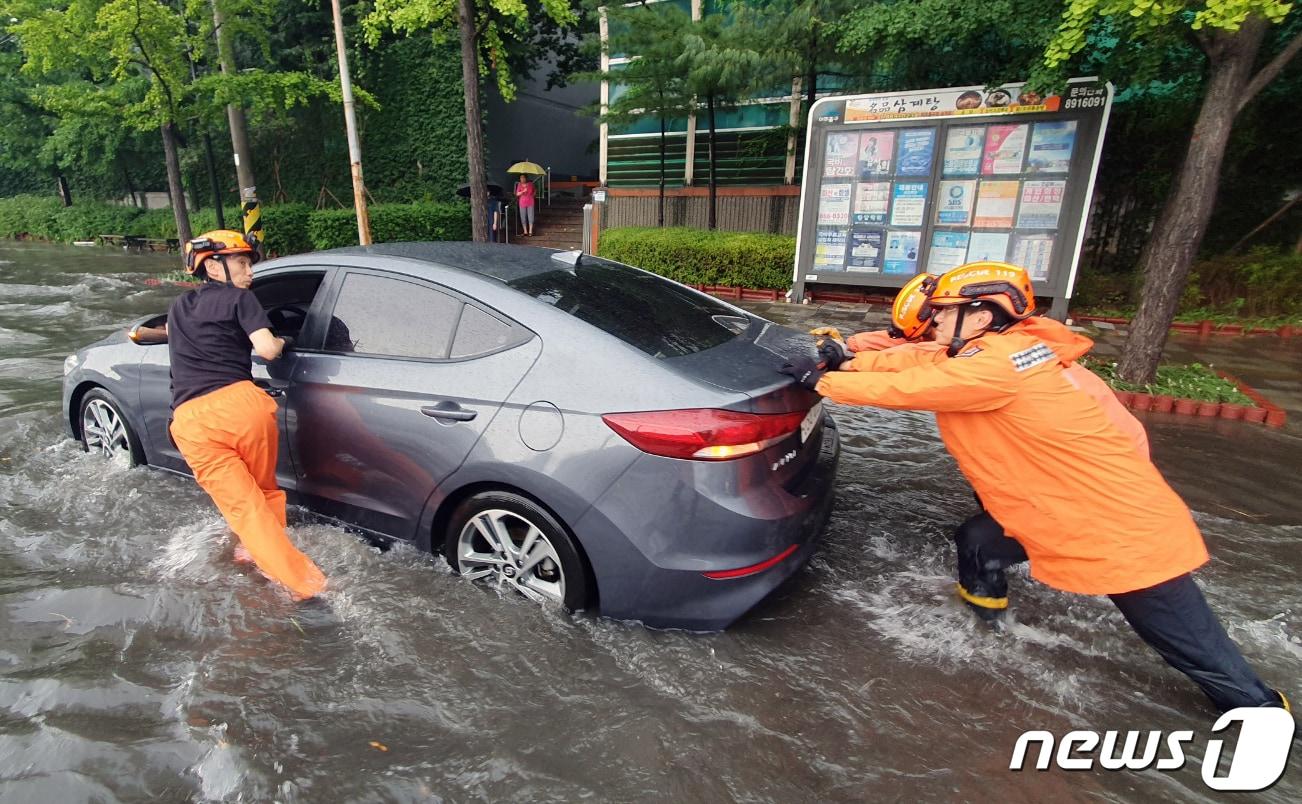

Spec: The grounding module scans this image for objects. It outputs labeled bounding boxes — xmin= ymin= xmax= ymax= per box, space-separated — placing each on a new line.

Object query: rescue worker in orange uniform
xmin=166 ymin=231 xmax=326 ymax=600
xmin=784 ymin=262 xmax=1287 ymax=713
xmin=812 ymin=273 xmax=1148 ymax=456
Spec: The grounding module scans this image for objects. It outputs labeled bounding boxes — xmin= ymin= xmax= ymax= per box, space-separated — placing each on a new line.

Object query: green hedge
xmin=261 ymin=203 xmax=313 ymax=256
xmin=597 ymin=227 xmax=795 ymax=290
xmin=0 ymin=195 xmax=470 ymax=255
xmin=307 ymin=202 xmax=472 ymax=250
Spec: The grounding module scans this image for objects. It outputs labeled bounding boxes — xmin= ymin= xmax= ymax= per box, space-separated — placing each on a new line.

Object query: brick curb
xmin=1073 ymin=314 xmax=1297 ymax=339
xmin=1113 ymin=373 xmax=1286 ymax=428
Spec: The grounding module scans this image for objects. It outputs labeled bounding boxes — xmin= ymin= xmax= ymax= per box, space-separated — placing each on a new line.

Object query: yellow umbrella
xmin=507 ymin=160 xmax=545 ymax=176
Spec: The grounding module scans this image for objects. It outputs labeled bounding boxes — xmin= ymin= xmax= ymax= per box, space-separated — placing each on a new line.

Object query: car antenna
xmin=550 ymin=250 xmax=583 ymax=271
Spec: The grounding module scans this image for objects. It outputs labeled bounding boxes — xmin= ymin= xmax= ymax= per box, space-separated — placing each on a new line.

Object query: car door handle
xmin=420 ymin=403 xmax=477 ymax=422
xmin=254 ymin=379 xmax=286 ymax=398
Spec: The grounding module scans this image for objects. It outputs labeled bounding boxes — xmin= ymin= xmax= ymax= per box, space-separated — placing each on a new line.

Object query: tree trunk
xmin=805 ymin=30 xmax=817 ymax=118
xmin=657 ymin=107 xmax=666 ymax=228
xmin=55 ymin=174 xmax=72 ymax=207
xmin=123 ymin=166 xmax=140 ymax=207
xmin=202 ymin=131 xmax=226 ymax=229
xmin=707 ymin=93 xmax=717 ymax=231
xmin=1117 ymin=21 xmax=1266 ymax=385
xmin=161 ymin=123 xmax=192 ymax=243
xmin=458 ymin=0 xmax=488 ymax=242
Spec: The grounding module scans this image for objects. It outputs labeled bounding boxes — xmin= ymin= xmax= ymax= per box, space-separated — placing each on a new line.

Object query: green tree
xmin=1041 ymin=1 xmax=1300 ymax=384
xmin=364 ymin=0 xmax=580 ymax=241
xmin=676 ymin=12 xmax=766 ymax=230
xmin=12 ymin=0 xmax=202 ymax=239
xmin=584 ymin=1 xmax=692 ymax=226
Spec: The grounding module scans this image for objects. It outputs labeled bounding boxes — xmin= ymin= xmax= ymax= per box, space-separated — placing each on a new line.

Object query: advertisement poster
xmin=1027 ymin=121 xmax=1077 ymax=172
xmin=824 ymin=132 xmax=858 ymax=177
xmin=928 ymin=231 xmax=971 ymax=272
xmin=973 ymin=180 xmax=1019 ymax=227
xmin=981 ymin=124 xmax=1029 ymax=174
xmin=857 ymin=131 xmax=895 ymax=178
xmin=883 ymin=231 xmax=921 ymax=275
xmin=943 ymin=126 xmax=985 ymax=175
xmin=1016 ymin=180 xmax=1066 ymax=228
xmin=890 ymin=182 xmax=929 ymax=226
xmin=967 ymin=231 xmax=1010 ymax=261
xmin=817 ymin=184 xmax=852 ymax=226
xmin=814 ymin=227 xmax=848 ymax=270
xmin=848 ymin=229 xmax=884 ymax=271
xmin=853 ymin=182 xmax=891 ymax=224
xmin=935 ymin=180 xmax=976 ymax=225
xmin=896 ymin=129 xmax=937 ymax=176
xmin=1011 ymin=233 xmax=1055 ymax=281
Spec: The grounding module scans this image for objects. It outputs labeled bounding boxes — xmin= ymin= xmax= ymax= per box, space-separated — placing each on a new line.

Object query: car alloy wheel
xmin=445 ymin=491 xmax=591 ymax=612
xmin=79 ymin=390 xmax=142 ymax=465
xmin=455 ymin=509 xmax=567 ymax=605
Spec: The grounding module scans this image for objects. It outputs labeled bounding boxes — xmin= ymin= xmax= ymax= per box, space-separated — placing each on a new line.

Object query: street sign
xmin=791 ymin=79 xmax=1113 ymax=317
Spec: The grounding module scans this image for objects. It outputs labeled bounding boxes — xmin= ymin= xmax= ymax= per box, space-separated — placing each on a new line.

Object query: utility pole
xmin=330 ymin=0 xmax=372 ymax=245
xmin=211 ymin=0 xmax=261 ymax=242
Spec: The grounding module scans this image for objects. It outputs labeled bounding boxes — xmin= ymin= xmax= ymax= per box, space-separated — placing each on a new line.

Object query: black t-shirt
xmin=167 ymin=283 xmax=272 ymax=408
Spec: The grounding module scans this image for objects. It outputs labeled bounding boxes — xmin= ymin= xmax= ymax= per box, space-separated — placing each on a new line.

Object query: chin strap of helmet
xmin=946 ymin=304 xmax=971 ymax=357
xmin=209 ymin=254 xmax=233 ymax=287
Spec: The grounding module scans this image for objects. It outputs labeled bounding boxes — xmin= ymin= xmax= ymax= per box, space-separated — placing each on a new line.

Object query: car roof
xmin=318 ymin=242 xmax=571 ymax=283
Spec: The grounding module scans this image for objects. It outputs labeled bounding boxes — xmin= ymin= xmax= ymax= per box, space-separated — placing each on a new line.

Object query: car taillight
xmin=601 ymin=408 xmax=807 ymax=461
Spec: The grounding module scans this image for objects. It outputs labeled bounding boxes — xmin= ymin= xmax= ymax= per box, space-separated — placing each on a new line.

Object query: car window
xmin=325 ymin=272 xmax=461 ymax=359
xmin=506 ymin=258 xmax=739 ymax=358
xmin=252 ymin=271 xmax=327 ymax=344
xmin=450 ymin=305 xmax=516 ymax=359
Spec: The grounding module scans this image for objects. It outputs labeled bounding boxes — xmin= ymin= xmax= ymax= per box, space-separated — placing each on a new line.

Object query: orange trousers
xmin=170 ymin=380 xmax=326 ymax=599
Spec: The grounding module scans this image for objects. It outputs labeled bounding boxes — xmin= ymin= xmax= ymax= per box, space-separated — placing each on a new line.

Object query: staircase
xmin=517 ymin=196 xmax=585 ymax=251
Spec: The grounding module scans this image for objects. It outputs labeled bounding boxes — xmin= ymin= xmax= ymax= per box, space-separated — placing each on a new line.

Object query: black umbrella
xmin=457 ymin=183 xmax=504 ymax=199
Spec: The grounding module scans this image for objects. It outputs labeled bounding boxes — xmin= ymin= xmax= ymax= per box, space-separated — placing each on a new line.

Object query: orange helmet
xmin=184 ymin=229 xmax=261 ymax=276
xmin=928 ymin=261 xmax=1036 ymax=320
xmin=889 ymin=272 xmax=939 ymax=341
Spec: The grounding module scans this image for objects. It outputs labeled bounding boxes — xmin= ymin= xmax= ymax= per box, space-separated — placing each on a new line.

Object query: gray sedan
xmin=61 ymin=243 xmax=839 ymax=629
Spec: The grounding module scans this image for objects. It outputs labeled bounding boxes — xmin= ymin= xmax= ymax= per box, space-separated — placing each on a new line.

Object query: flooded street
xmin=1 ymin=241 xmax=1298 ymax=801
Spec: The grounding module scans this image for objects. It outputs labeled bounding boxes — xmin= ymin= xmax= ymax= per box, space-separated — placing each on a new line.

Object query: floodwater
xmin=1 ymin=241 xmax=1298 ymax=802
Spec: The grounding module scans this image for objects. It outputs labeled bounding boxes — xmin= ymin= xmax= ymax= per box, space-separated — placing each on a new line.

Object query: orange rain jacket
xmin=819 ymin=317 xmax=1206 ymax=595
xmin=846 ymin=329 xmax=1149 ymax=457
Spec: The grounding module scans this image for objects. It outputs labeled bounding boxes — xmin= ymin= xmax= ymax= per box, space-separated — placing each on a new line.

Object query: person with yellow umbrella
xmin=509 ymin=160 xmax=545 ymax=237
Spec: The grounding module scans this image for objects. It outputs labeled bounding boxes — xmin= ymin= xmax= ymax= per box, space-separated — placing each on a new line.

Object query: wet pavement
xmin=1 ymin=241 xmax=1299 ymax=801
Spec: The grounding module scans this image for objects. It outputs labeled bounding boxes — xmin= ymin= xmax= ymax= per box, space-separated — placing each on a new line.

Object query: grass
xmin=1080 ymin=358 xmax=1255 ymax=405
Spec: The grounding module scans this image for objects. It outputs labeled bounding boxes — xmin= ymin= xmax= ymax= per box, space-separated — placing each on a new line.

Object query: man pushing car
xmin=784 ymin=262 xmax=1287 ymax=714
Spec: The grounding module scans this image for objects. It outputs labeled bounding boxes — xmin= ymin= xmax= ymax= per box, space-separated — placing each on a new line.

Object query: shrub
xmin=598 ymin=227 xmax=796 ymax=290
xmin=0 ymin=195 xmax=66 ymax=240
xmin=261 ymin=203 xmax=313 ymax=256
xmin=307 ymin=202 xmax=472 ymax=250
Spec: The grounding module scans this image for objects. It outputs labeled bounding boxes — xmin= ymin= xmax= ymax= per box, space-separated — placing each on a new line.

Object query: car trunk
xmin=662 ymin=317 xmax=828 ymax=491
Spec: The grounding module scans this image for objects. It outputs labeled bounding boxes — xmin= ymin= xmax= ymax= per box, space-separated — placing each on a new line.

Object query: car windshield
xmin=507 ymin=258 xmax=743 ymax=358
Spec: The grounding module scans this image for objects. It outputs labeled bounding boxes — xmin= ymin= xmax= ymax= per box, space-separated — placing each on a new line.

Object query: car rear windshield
xmin=507 ymin=258 xmax=744 ymax=358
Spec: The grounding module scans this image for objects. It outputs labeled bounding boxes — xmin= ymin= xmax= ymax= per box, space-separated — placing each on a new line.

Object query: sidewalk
xmin=736 ymin=298 xmax=1302 ymax=434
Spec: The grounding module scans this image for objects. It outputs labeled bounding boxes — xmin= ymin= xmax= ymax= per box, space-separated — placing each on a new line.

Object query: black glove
xmin=816 ymin=337 xmax=850 ymax=370
xmin=779 ymin=355 xmax=825 ymax=392
xmin=279 ymin=335 xmax=296 ymax=352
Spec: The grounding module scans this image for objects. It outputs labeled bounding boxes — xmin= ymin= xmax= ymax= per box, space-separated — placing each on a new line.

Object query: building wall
xmin=485 ymin=70 xmax=600 ymax=190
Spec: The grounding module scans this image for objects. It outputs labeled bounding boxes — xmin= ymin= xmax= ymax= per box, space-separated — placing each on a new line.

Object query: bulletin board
xmin=791 ymin=79 xmax=1114 ymax=317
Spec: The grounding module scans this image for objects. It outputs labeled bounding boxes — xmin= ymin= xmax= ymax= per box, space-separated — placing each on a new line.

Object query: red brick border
xmin=1073 ymin=314 xmax=1296 ymax=339
xmin=1113 ymin=374 xmax=1286 ymax=428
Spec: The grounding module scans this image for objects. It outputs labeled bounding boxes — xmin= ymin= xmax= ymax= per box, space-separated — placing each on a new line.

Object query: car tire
xmin=444 ymin=491 xmax=592 ymax=612
xmin=79 ymin=387 xmax=145 ymax=466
